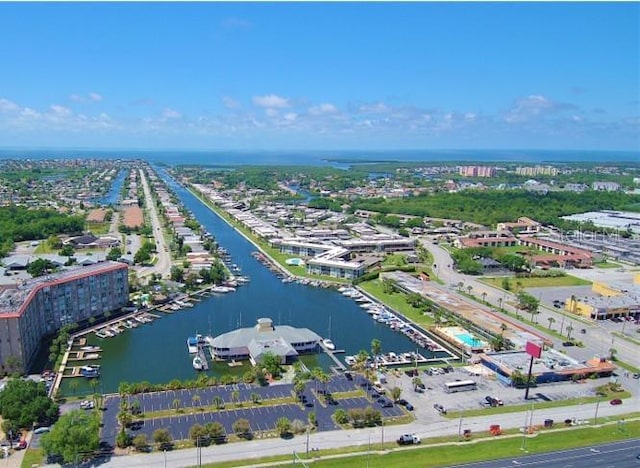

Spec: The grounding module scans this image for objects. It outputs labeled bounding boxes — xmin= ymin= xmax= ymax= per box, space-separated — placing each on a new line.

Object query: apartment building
xmin=0 ymin=262 xmax=129 ymax=372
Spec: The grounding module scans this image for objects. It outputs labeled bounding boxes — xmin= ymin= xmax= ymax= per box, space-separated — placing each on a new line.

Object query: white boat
xmin=192 ymin=355 xmax=204 ymax=371
xmin=345 ymin=356 xmax=356 ymax=365
xmin=186 ymin=334 xmax=202 ymax=354
xmin=322 ymin=338 xmax=336 ymax=351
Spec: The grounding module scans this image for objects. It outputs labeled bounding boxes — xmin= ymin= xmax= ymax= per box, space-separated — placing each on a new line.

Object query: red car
xmin=610 ymin=399 xmax=623 ymax=406
xmin=15 ymin=440 xmax=27 ymax=450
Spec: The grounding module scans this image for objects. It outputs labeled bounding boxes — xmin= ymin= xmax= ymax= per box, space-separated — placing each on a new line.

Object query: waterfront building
xmin=208 ymin=318 xmax=320 ymax=365
xmin=337 ymin=235 xmax=416 ymax=253
xmin=0 ymin=262 xmax=129 ymax=372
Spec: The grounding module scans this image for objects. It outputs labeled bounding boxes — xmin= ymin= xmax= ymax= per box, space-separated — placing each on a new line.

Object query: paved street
xmin=421 ymin=240 xmax=640 ymax=370
xmin=135 ymin=168 xmax=172 ymax=279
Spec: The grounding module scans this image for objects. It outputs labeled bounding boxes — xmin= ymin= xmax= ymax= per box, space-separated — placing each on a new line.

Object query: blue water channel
xmin=69 ymin=168 xmax=438 ymax=395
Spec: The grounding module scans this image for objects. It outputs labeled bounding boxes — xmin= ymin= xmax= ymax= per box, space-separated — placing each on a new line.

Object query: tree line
xmin=351 ymin=189 xmax=640 ymax=227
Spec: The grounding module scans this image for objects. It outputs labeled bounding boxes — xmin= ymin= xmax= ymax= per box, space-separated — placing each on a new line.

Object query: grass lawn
xmin=20 ymin=448 xmax=43 ymax=468
xmin=359 ymin=279 xmax=434 ymax=327
xmin=382 ymin=254 xmax=409 ymax=267
xmin=482 ymin=275 xmax=591 ymax=289
xmin=444 ymin=390 xmax=632 ymax=419
xmin=305 ymin=420 xmax=640 ymax=468
xmin=199 ymin=418 xmax=639 ymax=468
xmin=593 ymin=260 xmax=622 ymax=269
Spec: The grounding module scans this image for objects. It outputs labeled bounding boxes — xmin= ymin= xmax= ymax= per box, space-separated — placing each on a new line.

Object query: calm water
xmin=93 ymin=169 xmax=126 ymax=206
xmin=1 ymin=148 xmax=638 ymax=166
xmin=62 ymin=168 xmax=440 ymax=395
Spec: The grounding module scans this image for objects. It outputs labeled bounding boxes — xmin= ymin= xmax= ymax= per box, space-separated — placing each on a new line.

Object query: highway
xmin=95 ymin=399 xmax=638 ymax=467
xmin=421 ymin=240 xmax=640 ymax=370
xmin=457 ymin=439 xmax=640 ymax=467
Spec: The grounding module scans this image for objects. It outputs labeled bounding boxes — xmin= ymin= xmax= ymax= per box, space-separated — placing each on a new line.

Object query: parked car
xmin=397 ymin=433 xmax=421 ymax=445
xmin=562 ymin=341 xmax=576 ymax=347
xmin=433 ymin=403 xmax=447 ymax=414
xmin=405 ymin=403 xmax=414 ymax=411
xmin=15 ymin=440 xmax=27 ymax=450
xmin=377 ymin=397 xmax=393 ymax=408
xmin=610 ymin=399 xmax=623 ymax=406
xmin=33 ymin=427 xmax=50 ymax=435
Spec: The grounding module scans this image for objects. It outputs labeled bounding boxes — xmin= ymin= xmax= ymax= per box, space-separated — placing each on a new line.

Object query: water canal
xmin=63 ymin=168 xmax=445 ymax=395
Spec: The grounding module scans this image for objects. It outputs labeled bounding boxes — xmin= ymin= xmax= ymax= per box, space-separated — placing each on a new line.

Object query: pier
xmin=319 ymin=341 xmax=346 ymax=371
xmin=196 ymin=345 xmax=210 ymax=371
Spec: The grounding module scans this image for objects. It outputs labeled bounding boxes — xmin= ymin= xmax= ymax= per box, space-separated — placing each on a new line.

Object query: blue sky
xmin=0 ymin=2 xmax=637 ymax=151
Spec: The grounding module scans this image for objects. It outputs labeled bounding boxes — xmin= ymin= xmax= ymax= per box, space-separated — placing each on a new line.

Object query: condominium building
xmin=0 ymin=262 xmax=129 ymax=372
xmin=458 ymin=166 xmax=497 ymax=178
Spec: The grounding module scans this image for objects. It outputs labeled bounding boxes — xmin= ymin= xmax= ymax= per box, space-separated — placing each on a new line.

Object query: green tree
xmin=107 ymin=247 xmax=122 ymax=261
xmin=371 ymin=338 xmax=382 ymax=359
xmin=59 ymin=245 xmax=75 ymax=257
xmin=232 ymin=418 xmax=251 ymax=438
xmin=132 ymin=433 xmax=149 ymax=452
xmin=276 ymin=417 xmax=292 ymax=437
xmin=152 ymin=428 xmax=172 ymax=449
xmin=26 ymin=258 xmax=56 ymax=277
xmin=333 ymin=408 xmax=349 ymax=425
xmin=0 ymin=379 xmax=58 ymax=429
xmin=260 ymin=351 xmax=283 ymax=378
xmin=205 ymin=421 xmax=226 ymax=444
xmin=213 ymin=396 xmax=224 ymax=410
xmin=171 ymin=398 xmax=181 ymax=412
xmin=390 ymin=386 xmax=402 ymax=402
xmin=411 ymin=376 xmax=423 ymax=392
xmin=547 ymin=317 xmax=556 ymax=330
xmin=189 ymin=423 xmax=208 ymax=444
xmin=231 ymin=390 xmax=240 ymax=407
xmin=41 ymin=410 xmax=99 ymax=464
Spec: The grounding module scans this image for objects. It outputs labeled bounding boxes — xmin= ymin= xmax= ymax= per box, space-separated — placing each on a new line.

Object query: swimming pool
xmin=285 ymin=258 xmax=305 ymax=266
xmin=455 ymin=332 xmax=486 ymax=347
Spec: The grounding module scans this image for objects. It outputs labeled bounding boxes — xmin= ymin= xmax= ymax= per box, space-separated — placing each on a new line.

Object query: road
xmin=457 ymin=439 xmax=640 ymax=468
xmin=91 ymin=399 xmax=637 ymax=467
xmin=135 ymin=168 xmax=172 ymax=279
xmin=421 ymin=240 xmax=640 ymax=369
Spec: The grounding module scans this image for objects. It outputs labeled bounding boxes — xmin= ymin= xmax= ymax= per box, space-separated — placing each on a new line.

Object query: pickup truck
xmin=397 ymin=434 xmax=421 ymax=445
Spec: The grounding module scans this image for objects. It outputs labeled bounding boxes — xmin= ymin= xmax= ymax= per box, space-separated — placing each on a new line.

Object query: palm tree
xmin=547 ymin=317 xmax=556 ymax=330
xmin=457 ymin=281 xmax=464 ymax=293
xmin=500 ymin=323 xmax=507 ymax=335
xmin=609 ymin=348 xmax=618 ymax=361
xmin=466 ymin=285 xmax=473 ymax=296
xmin=213 ymin=396 xmax=224 ymax=410
xmin=565 ymin=324 xmax=574 ymax=340
xmin=371 ymin=339 xmax=381 ymax=361
xmin=250 ymin=392 xmax=261 ymax=404
xmin=481 ymin=291 xmax=487 ymax=304
xmin=231 ymin=390 xmax=240 ymax=407
xmin=497 ymin=297 xmax=503 ymax=312
xmin=172 ymin=398 xmax=181 ymax=412
xmin=192 ymin=394 xmax=201 ymax=409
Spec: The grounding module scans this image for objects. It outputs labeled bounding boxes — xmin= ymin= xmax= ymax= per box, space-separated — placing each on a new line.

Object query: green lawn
xmin=20 ymin=448 xmax=43 ymax=468
xmin=482 ymin=275 xmax=591 ymax=289
xmin=445 ymin=390 xmax=632 ymax=419
xmin=593 ymin=260 xmax=622 ymax=269
xmin=359 ymin=279 xmax=434 ymax=327
xmin=200 ymin=418 xmax=639 ymax=468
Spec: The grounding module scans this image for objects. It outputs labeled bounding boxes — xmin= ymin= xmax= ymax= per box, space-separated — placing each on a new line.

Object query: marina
xmin=56 ymin=168 xmax=457 ymax=395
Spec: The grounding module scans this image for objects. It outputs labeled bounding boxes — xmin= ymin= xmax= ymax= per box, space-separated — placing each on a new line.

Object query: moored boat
xmin=322 ymin=338 xmax=336 ymax=351
xmin=192 ymin=355 xmax=204 ymax=371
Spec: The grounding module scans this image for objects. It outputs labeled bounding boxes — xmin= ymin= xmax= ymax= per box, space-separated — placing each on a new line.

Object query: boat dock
xmin=319 ymin=341 xmax=346 ymax=371
xmin=67 ymin=350 xmax=102 ymax=362
xmin=196 ymin=345 xmax=210 ymax=371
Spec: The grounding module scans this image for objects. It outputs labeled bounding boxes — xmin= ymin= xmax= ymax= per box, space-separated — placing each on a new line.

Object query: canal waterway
xmin=63 ymin=168 xmax=442 ymax=395
xmin=93 ymin=169 xmax=126 ymax=206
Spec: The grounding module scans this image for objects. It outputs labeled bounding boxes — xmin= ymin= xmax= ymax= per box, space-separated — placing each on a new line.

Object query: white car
xmin=33 ymin=427 xmax=50 ymax=435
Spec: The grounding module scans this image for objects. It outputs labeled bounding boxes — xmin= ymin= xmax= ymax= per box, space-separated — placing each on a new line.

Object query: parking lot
xmin=101 ymin=375 xmax=405 ymax=445
xmin=379 ymin=364 xmax=609 ymax=418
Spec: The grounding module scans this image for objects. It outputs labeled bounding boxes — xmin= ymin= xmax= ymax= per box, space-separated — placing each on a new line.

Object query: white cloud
xmin=284 ymin=112 xmax=298 ymax=122
xmin=0 ymin=98 xmax=19 ymax=113
xmin=265 ymin=108 xmax=279 ymax=117
xmin=358 ymin=102 xmax=390 ymax=114
xmin=69 ymin=92 xmax=103 ymax=103
xmin=50 ymin=105 xmax=72 ymax=117
xmin=222 ymin=96 xmax=240 ymax=109
xmin=252 ymin=94 xmax=290 ymax=109
xmin=308 ymin=103 xmax=338 ymax=115
xmin=161 ymin=108 xmax=182 ymax=119
xmin=504 ymin=94 xmax=576 ymax=123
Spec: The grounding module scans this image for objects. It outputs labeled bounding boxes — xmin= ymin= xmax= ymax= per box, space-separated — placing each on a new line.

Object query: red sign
xmin=526 ymin=341 xmax=542 ymax=358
